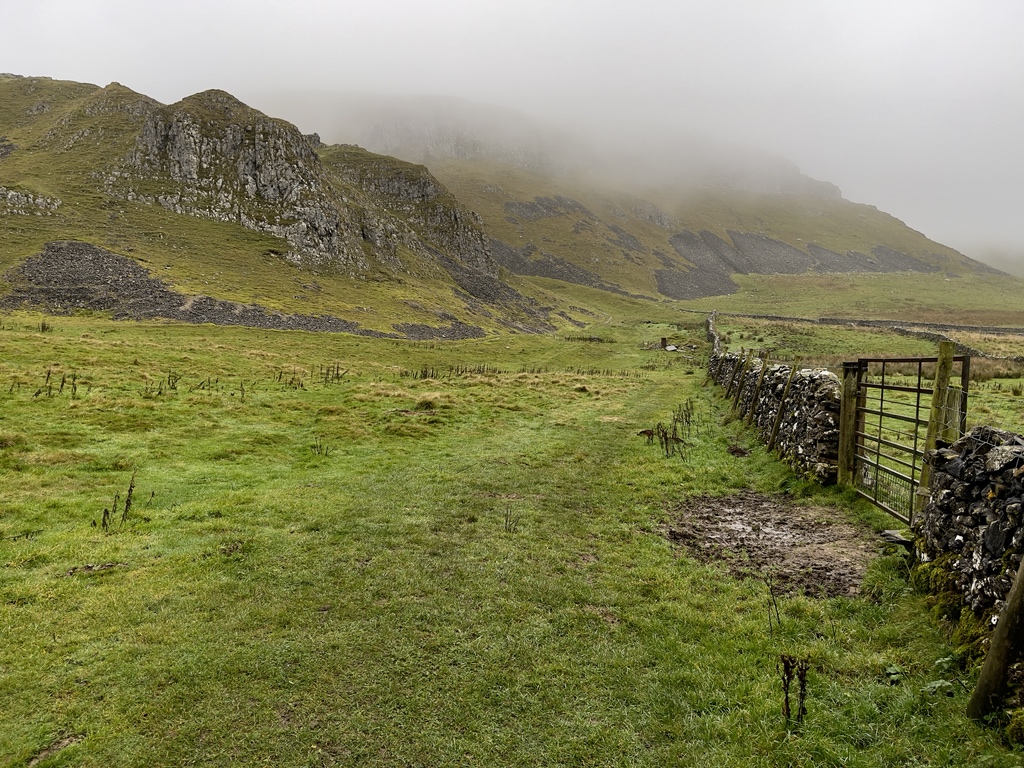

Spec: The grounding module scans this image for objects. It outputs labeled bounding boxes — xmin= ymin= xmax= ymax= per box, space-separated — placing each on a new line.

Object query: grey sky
xmin=4 ymin=0 xmax=1023 ymax=265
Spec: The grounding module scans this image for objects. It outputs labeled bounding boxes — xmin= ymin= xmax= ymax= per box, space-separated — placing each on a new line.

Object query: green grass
xmin=713 ymin=316 xmax=939 ymax=367
xmin=1 ymin=312 xmax=1021 ymax=766
xmin=681 ymin=272 xmax=1024 ymax=326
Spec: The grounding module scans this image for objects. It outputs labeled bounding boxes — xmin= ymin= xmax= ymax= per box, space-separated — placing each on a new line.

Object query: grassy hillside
xmin=2 ymin=312 xmax=1022 ymax=766
xmin=432 ymin=157 xmax=992 ymax=291
xmin=684 ymin=271 xmax=1024 ymax=326
xmin=0 ymin=77 xmax=576 ymax=335
xmin=3 ymin=75 xmax=1021 ymax=332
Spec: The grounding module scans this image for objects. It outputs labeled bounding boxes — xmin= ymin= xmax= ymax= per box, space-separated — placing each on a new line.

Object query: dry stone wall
xmin=917 ymin=426 xmax=1024 ymax=614
xmin=705 ymin=313 xmax=841 ymax=482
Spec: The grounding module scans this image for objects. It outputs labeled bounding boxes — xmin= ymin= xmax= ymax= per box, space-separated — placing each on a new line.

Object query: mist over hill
xmin=0 ymin=74 xmax=1006 ymax=335
xmin=251 ymin=91 xmax=842 ymax=199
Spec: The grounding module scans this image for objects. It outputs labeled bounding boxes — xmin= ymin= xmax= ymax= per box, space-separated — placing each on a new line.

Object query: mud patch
xmin=64 ymin=562 xmax=128 ymax=577
xmin=28 ymin=735 xmax=84 ymax=767
xmin=664 ymin=492 xmax=879 ymax=597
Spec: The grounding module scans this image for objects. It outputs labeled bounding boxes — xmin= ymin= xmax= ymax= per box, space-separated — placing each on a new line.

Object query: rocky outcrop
xmin=328 ymin=147 xmax=496 ymax=276
xmin=490 ymin=238 xmax=646 ymax=299
xmin=107 ymin=89 xmax=381 ymax=272
xmin=1 ymin=186 xmax=61 ymax=214
xmin=101 ymin=88 xmax=503 ymax=284
xmin=660 ymin=229 xmax=949 ymax=299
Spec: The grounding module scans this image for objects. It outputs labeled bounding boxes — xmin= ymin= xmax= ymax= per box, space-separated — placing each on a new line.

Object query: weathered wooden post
xmin=942 ymin=384 xmax=964 ymax=444
xmin=916 ymin=341 xmax=955 ymax=517
xmin=745 ymin=353 xmax=771 ymax=427
xmin=768 ymin=363 xmax=800 ymax=452
xmin=967 ymin=562 xmax=1024 ymax=721
xmin=838 ymin=361 xmax=860 ymax=488
xmin=724 ymin=348 xmax=747 ymax=399
xmin=708 ymin=353 xmax=724 ymax=384
xmin=731 ymin=351 xmax=755 ymax=412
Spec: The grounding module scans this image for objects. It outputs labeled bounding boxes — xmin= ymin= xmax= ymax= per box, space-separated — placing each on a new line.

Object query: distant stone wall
xmin=688 ymin=306 xmax=1022 ymax=359
xmin=706 ymin=313 xmax=841 ymax=482
xmin=917 ymin=426 xmax=1024 ymax=613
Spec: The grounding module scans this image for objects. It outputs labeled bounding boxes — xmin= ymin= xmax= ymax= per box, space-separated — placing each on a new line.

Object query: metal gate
xmin=845 ymin=355 xmax=969 ymax=523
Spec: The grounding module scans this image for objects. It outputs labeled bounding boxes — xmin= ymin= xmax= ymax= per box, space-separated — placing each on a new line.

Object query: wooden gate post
xmin=916 ymin=341 xmax=956 ymax=516
xmin=838 ymin=361 xmax=859 ymax=487
xmin=942 ymin=385 xmax=964 ymax=444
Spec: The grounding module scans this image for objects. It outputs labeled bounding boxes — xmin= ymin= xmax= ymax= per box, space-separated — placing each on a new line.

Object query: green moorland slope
xmin=428 ymin=157 xmax=1021 ymax=316
xmin=0 ymin=75 xmax=569 ymax=335
xmin=2 ymin=311 xmax=1023 ymax=766
xmin=4 ymin=74 xmax=1024 ymax=332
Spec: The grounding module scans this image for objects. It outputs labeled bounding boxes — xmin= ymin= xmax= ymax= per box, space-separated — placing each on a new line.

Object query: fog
xmin=4 ymin=0 xmax=1023 ymax=268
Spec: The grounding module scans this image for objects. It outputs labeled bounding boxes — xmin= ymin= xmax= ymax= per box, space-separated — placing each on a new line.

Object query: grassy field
xmin=679 ymin=272 xmax=1024 ymax=327
xmin=2 ymin=312 xmax=1022 ymax=766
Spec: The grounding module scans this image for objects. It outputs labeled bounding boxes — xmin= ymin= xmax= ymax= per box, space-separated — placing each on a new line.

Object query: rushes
xmin=646 ymin=399 xmax=710 ymax=459
xmin=96 ymin=470 xmax=139 ymax=532
xmin=503 ymin=506 xmax=521 ymax=534
xmin=779 ymin=654 xmax=810 ymax=728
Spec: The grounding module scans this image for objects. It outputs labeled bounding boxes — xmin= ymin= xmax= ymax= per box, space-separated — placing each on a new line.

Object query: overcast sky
xmin=4 ymin=0 xmax=1023 ymax=266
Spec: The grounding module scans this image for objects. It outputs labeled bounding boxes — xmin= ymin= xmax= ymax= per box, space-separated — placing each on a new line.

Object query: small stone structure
xmin=917 ymin=426 xmax=1024 ymax=613
xmin=706 ymin=313 xmax=841 ymax=482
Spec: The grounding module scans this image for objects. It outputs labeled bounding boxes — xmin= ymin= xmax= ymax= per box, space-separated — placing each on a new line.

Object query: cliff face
xmin=108 ymin=89 xmax=381 ymax=271
xmin=324 ymin=146 xmax=496 ymax=277
xmin=105 ymin=88 xmax=495 ymax=277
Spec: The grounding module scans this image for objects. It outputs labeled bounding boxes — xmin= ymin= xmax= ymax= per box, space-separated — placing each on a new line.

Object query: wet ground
xmin=663 ymin=492 xmax=880 ymax=597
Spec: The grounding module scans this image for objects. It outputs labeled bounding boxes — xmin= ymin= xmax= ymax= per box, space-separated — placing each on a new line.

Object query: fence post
xmin=968 ymin=561 xmax=1024 ymax=721
xmin=768 ymin=363 xmax=800 ymax=452
xmin=838 ymin=361 xmax=859 ymax=487
xmin=916 ymin=341 xmax=956 ymax=517
xmin=745 ymin=353 xmax=771 ymax=427
xmin=724 ymin=348 xmax=747 ymax=399
xmin=707 ymin=353 xmax=723 ymax=384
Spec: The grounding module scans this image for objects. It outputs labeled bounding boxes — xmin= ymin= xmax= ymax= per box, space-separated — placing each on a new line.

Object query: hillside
xmin=0 ymin=75 xmax=1017 ymax=335
xmin=429 ymin=157 xmax=1001 ymax=301
xmin=257 ymin=91 xmax=1005 ymax=303
xmin=0 ymin=75 xmax=559 ymax=337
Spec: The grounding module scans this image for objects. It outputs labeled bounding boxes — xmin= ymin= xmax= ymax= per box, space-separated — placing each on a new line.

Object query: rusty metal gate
xmin=845 ymin=355 xmax=970 ymax=523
